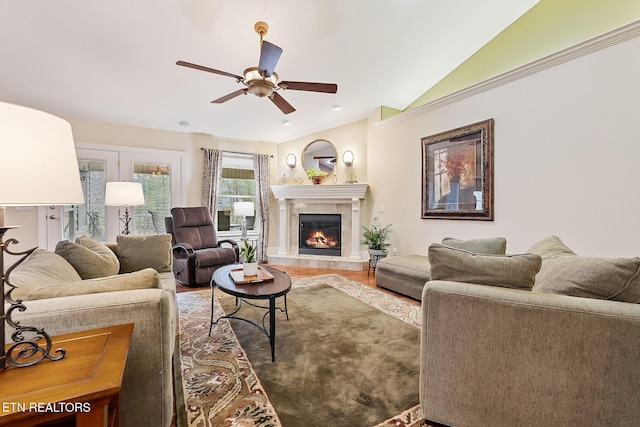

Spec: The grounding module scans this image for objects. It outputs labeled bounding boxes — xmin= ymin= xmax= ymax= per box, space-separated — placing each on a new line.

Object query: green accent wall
xmin=403 ymin=0 xmax=640 ymax=112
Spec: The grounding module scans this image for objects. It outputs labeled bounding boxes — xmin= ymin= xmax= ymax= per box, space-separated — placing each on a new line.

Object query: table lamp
xmin=0 ymin=101 xmax=85 ymax=369
xmin=233 ymin=201 xmax=254 ymax=241
xmin=105 ymin=181 xmax=145 ymax=235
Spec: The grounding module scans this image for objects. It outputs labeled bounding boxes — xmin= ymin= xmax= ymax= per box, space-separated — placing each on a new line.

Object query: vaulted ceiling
xmin=0 ymin=1 xmax=540 ymax=143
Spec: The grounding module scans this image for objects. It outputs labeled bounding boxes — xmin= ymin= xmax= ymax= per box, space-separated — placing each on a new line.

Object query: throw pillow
xmin=26 ymin=268 xmax=161 ymax=301
xmin=526 ymin=235 xmax=576 ymax=260
xmin=116 ymin=233 xmax=172 ymax=273
xmin=428 ymin=243 xmax=541 ymax=290
xmin=9 ymin=249 xmax=82 ymax=301
xmin=528 ymin=236 xmax=640 ymax=302
xmin=441 ymin=236 xmax=507 ymax=254
xmin=55 ymin=236 xmax=120 ymax=279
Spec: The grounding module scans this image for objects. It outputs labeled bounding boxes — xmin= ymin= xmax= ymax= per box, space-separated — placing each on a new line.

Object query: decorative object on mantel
xmin=421 ymin=118 xmax=494 ymax=220
xmin=0 ymin=101 xmax=85 ymax=369
xmin=239 ymin=239 xmax=258 ymax=276
xmin=306 ymin=167 xmax=327 ymax=184
xmin=361 ymin=219 xmax=392 ymax=270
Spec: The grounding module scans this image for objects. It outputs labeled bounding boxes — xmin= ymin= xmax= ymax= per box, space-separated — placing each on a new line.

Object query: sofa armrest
xmin=420 ymin=280 xmax=640 ymax=427
xmin=5 ymin=289 xmax=176 ymax=427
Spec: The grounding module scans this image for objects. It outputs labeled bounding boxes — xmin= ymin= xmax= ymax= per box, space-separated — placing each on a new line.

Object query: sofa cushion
xmin=26 ymin=267 xmax=161 ymax=301
xmin=428 ymin=243 xmax=542 ymax=290
xmin=528 ymin=236 xmax=640 ymax=302
xmin=9 ymin=249 xmax=82 ymax=301
xmin=441 ymin=236 xmax=507 ymax=255
xmin=116 ymin=234 xmax=172 ymax=273
xmin=527 ymin=235 xmax=576 ymax=260
xmin=54 ymin=236 xmax=120 ymax=279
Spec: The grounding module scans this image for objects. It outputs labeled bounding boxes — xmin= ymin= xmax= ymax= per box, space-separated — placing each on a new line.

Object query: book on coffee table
xmin=229 ymin=267 xmax=275 ymax=284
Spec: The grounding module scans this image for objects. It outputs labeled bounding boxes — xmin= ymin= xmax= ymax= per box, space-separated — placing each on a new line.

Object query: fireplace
xmin=299 ymin=214 xmax=341 ymax=256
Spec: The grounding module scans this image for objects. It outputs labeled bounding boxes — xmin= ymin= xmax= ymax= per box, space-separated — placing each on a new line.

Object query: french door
xmin=40 ymin=144 xmax=185 ymax=248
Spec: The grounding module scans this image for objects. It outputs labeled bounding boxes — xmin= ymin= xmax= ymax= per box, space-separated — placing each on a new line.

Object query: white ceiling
xmin=0 ymin=0 xmax=538 ymax=143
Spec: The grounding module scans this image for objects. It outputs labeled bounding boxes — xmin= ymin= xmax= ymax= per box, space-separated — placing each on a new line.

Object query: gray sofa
xmin=420 ymin=236 xmax=640 ymax=426
xmin=4 ymin=234 xmax=176 ymax=427
xmin=376 ymin=237 xmax=507 ymax=300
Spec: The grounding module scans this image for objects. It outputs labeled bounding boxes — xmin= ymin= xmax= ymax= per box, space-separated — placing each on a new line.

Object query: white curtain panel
xmin=201 ymin=148 xmax=223 ymax=220
xmin=253 ymin=154 xmax=270 ymax=262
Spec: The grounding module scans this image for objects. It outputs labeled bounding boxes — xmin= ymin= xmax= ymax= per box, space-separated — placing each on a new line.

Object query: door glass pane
xmin=133 ymin=163 xmax=171 ymax=234
xmin=63 ymin=160 xmax=106 ymax=242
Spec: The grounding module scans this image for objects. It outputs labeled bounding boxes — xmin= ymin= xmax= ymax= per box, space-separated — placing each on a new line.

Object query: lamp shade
xmin=285 ymin=153 xmax=296 ymax=168
xmin=233 ymin=201 xmax=254 ymax=217
xmin=105 ymin=182 xmax=145 ymax=206
xmin=0 ymin=102 xmax=84 ymax=206
xmin=342 ymin=150 xmax=354 ymax=167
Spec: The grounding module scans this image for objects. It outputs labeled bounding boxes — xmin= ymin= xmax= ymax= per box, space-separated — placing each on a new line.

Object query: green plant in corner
xmin=361 ymin=221 xmax=392 ymax=269
xmin=239 ymin=240 xmax=256 ymax=263
xmin=360 ymin=222 xmax=392 ymax=251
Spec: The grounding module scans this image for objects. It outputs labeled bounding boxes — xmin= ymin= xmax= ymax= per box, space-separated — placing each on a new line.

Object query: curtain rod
xmin=200 ymin=147 xmax=273 ymax=158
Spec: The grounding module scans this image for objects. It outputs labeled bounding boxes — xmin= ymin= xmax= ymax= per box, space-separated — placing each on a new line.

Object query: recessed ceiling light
xmin=282 ymin=119 xmax=291 ymax=126
xmin=178 ymin=120 xmax=190 ymax=127
xmin=332 ymin=104 xmax=342 ymax=111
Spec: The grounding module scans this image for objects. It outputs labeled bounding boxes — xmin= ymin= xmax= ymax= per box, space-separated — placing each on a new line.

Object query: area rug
xmin=176 ymin=274 xmax=430 ymax=427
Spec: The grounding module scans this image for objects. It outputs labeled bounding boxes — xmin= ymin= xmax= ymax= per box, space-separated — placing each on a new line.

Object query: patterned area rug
xmin=176 ymin=274 xmax=430 ymax=427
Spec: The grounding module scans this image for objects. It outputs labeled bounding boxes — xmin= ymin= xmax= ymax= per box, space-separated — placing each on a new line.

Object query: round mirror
xmin=302 ymin=139 xmax=337 ymax=177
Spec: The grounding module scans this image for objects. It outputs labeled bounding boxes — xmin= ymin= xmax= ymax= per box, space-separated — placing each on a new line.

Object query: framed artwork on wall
xmin=421 ymin=118 xmax=494 ymax=220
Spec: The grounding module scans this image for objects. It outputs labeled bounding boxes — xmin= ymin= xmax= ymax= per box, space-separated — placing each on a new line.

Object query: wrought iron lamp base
xmin=1 ymin=227 xmax=65 ymax=369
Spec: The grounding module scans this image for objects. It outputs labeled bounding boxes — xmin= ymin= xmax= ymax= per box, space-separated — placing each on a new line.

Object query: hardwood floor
xmin=175 ymin=264 xmax=420 ymax=306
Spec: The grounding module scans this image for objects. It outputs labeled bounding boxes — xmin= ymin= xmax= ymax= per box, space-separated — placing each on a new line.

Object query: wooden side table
xmin=0 ymin=323 xmax=134 ymax=427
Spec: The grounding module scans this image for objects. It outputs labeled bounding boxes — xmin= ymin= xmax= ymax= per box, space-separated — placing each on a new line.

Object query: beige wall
xmin=275 ymin=120 xmax=368 ymax=186
xmin=367 ymin=33 xmax=640 ymax=257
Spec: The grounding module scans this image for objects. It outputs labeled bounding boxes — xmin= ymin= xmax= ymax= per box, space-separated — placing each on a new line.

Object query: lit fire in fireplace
xmin=305 ymin=230 xmax=338 ymax=249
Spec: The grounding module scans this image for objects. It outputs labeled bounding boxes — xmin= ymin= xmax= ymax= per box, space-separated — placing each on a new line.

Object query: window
xmin=133 ymin=163 xmax=171 ymax=234
xmin=217 ymin=153 xmax=258 ymax=234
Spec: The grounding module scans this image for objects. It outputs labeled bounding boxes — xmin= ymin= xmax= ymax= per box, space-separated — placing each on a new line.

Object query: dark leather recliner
xmin=165 ymin=206 xmax=239 ymax=287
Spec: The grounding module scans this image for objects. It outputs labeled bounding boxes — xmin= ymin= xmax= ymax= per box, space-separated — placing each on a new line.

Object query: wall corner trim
xmin=375 ymin=19 xmax=640 ymax=129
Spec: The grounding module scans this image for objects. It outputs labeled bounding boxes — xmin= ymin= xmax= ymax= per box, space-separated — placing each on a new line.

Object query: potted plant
xmin=360 ymin=221 xmax=392 ymax=269
xmin=239 ymin=240 xmax=258 ymax=276
xmin=306 ymin=167 xmax=328 ymax=184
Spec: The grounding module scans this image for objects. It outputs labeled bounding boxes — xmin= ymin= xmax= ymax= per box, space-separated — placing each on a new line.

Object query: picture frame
xmin=421 ymin=118 xmax=494 ymax=220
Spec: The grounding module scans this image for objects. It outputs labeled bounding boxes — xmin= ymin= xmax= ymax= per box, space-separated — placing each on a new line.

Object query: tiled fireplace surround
xmin=268 ymin=184 xmax=369 ymax=271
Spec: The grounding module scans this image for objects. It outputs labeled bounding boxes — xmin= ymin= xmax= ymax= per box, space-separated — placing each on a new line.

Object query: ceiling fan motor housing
xmin=244 ymin=67 xmax=278 ymax=97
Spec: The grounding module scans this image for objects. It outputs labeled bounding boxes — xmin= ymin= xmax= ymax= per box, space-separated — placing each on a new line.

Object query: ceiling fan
xmin=176 ymin=21 xmax=338 ymax=115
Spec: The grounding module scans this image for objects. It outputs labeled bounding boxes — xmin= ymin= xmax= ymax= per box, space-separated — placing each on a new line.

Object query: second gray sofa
xmin=375 ymin=236 xmax=507 ymax=300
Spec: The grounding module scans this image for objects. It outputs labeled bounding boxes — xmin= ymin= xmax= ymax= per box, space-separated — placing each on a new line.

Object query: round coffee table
xmin=209 ymin=264 xmax=291 ymax=362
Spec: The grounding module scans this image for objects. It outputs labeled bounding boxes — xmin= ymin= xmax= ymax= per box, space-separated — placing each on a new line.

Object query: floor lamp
xmin=233 ymin=201 xmax=254 ymax=241
xmin=1 ymin=102 xmax=85 ymax=369
xmin=105 ymin=181 xmax=145 ymax=235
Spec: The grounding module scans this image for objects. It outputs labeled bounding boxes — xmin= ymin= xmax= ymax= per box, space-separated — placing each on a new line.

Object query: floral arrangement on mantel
xmin=306 ymin=167 xmax=328 ymax=184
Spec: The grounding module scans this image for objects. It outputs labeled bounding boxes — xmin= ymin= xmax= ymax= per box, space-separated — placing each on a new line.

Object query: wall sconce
xmin=285 ymin=153 xmax=297 ymax=169
xmin=342 ymin=150 xmax=354 ymax=167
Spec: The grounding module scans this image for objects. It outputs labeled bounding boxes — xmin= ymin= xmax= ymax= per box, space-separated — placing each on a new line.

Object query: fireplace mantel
xmin=271 ymin=183 xmax=368 ymax=200
xmin=269 ymin=184 xmax=369 ymax=269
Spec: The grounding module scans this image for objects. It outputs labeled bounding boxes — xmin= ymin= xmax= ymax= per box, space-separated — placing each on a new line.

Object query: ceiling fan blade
xmin=279 ymin=81 xmax=338 ymax=93
xmin=176 ymin=60 xmax=243 ymax=80
xmin=270 ymin=92 xmax=296 ymax=114
xmin=258 ymin=41 xmax=283 ymax=77
xmin=212 ymin=89 xmax=247 ymax=104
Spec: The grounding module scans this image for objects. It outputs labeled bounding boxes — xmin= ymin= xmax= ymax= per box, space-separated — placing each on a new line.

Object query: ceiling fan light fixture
xmin=244 ymin=67 xmax=278 ymax=97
